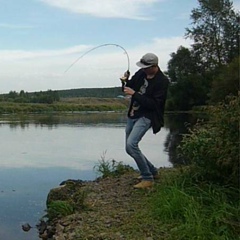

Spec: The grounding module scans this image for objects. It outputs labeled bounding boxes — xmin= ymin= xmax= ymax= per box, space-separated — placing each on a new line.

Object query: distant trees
xmin=57 ymin=87 xmax=122 ymax=98
xmin=0 ymin=87 xmax=123 ymax=104
xmin=166 ymin=0 xmax=239 ymax=111
xmin=2 ymin=90 xmax=60 ymax=104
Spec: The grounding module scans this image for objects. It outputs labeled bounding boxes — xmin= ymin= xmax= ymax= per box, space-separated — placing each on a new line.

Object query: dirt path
xmin=49 ymin=172 xmax=163 ymax=240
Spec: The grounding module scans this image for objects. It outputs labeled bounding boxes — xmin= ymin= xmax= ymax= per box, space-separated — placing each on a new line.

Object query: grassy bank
xmin=149 ymin=169 xmax=239 ymax=240
xmin=0 ymin=97 xmax=128 ymax=114
xmin=93 ymin=160 xmax=239 ymax=240
xmin=43 ymin=166 xmax=239 ymax=240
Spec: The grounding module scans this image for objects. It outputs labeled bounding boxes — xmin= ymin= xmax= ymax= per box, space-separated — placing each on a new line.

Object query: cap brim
xmin=136 ymin=61 xmax=153 ymax=68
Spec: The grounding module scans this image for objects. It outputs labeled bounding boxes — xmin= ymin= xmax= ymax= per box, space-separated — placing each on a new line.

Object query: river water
xmin=0 ymin=112 xmax=198 ymax=239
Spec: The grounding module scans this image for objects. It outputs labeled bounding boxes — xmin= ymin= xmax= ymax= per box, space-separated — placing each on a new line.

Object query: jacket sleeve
xmin=125 ymin=69 xmax=143 ymax=89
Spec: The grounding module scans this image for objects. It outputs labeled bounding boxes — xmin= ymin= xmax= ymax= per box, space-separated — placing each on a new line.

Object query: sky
xmin=0 ymin=0 xmax=239 ymax=94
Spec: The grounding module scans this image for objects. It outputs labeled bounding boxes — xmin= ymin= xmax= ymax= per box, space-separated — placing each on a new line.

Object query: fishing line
xmin=64 ymin=43 xmax=130 ymax=74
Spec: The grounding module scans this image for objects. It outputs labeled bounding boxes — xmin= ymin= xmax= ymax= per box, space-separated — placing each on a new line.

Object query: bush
xmin=179 ymin=94 xmax=239 ymax=187
xmin=94 ymin=151 xmax=134 ymax=178
xmin=46 ymin=200 xmax=74 ymax=221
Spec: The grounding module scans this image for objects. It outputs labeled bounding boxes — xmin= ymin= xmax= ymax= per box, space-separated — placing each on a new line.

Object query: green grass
xmin=94 ymin=151 xmax=135 ymax=178
xmin=0 ymin=98 xmax=128 ymax=114
xmin=149 ymin=169 xmax=239 ymax=240
xmin=46 ymin=200 xmax=74 ymax=221
xmin=93 ymin=154 xmax=239 ymax=239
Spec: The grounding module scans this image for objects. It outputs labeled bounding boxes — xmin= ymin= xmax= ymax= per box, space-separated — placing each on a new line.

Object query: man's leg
xmin=125 ymin=117 xmax=153 ymax=181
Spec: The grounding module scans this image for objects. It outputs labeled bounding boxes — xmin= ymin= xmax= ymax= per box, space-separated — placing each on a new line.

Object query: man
xmin=121 ymin=53 xmax=169 ymax=189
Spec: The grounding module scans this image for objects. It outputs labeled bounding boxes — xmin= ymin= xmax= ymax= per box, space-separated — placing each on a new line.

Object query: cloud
xmin=0 ymin=45 xmax=91 ymax=61
xmin=40 ymin=0 xmax=162 ymax=20
xmin=0 ymin=36 xmax=192 ymax=93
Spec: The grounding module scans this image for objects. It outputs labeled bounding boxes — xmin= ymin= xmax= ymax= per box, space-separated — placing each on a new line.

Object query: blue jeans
xmin=125 ymin=117 xmax=158 ymax=181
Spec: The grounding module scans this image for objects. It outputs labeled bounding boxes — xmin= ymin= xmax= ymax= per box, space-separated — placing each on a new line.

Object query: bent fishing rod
xmin=64 ymin=43 xmax=130 ymax=73
xmin=63 ymin=43 xmax=130 ymax=91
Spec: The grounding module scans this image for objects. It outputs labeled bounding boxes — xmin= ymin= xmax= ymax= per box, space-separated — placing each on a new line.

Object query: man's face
xmin=143 ymin=65 xmax=157 ymax=75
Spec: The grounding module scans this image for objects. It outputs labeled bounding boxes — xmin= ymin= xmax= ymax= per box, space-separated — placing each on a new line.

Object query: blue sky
xmin=0 ymin=0 xmax=239 ymax=93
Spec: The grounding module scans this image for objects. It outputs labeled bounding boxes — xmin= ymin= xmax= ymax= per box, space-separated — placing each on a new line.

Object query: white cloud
xmin=0 ymin=45 xmax=91 ymax=61
xmin=40 ymin=0 xmax=162 ymax=20
xmin=0 ymin=36 xmax=192 ymax=93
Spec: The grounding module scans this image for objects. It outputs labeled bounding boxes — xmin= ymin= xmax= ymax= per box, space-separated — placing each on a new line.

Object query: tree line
xmin=0 ymin=87 xmax=123 ymax=104
xmin=1 ymin=90 xmax=60 ymax=104
xmin=166 ymin=0 xmax=239 ymax=110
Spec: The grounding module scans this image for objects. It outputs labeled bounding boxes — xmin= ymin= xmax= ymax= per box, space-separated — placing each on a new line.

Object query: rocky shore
xmin=41 ymin=171 xmax=164 ymax=240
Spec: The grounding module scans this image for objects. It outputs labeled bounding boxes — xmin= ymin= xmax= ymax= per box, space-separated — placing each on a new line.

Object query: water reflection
xmin=164 ymin=113 xmax=206 ymax=166
xmin=0 ymin=112 xmax=127 ymax=128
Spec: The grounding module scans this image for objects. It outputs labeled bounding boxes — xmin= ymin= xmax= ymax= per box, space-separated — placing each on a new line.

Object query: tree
xmin=209 ymin=57 xmax=239 ymax=103
xmin=8 ymin=91 xmax=18 ymax=100
xmin=186 ymin=0 xmax=240 ymax=71
xmin=166 ymin=45 xmax=212 ymax=110
xmin=167 ymin=46 xmax=197 ymax=82
xmin=166 ymin=0 xmax=239 ymax=111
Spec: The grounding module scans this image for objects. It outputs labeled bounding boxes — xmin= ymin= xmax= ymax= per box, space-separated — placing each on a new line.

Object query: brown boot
xmin=133 ymin=180 xmax=154 ymax=189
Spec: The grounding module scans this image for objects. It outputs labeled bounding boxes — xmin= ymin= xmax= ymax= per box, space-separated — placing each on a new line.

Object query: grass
xmin=0 ymin=97 xmax=128 ymax=114
xmin=94 ymin=151 xmax=135 ymax=178
xmin=149 ymin=169 xmax=239 ymax=240
xmin=93 ymin=155 xmax=239 ymax=239
xmin=46 ymin=200 xmax=74 ymax=221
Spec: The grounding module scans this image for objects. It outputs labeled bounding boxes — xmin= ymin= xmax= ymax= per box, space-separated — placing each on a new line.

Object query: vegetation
xmin=0 ymin=97 xmax=128 ymax=114
xmin=0 ymin=87 xmax=123 ymax=102
xmin=179 ymin=94 xmax=239 ymax=187
xmin=166 ymin=0 xmax=239 ymax=111
xmin=150 ymin=93 xmax=239 ymax=239
xmin=1 ymin=89 xmax=60 ymax=104
xmin=46 ymin=200 xmax=75 ymax=221
xmin=94 ymin=151 xmax=134 ymax=178
xmin=57 ymin=87 xmax=123 ymax=98
xmin=150 ymin=170 xmax=239 ymax=240
xmin=46 ymin=181 xmax=90 ymax=222
xmin=0 ymin=87 xmax=125 ymax=114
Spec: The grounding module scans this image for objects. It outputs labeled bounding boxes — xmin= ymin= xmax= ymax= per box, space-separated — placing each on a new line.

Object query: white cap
xmin=136 ymin=53 xmax=158 ymax=68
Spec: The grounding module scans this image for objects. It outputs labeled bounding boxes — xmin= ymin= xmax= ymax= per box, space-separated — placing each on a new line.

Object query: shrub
xmin=46 ymin=200 xmax=74 ymax=221
xmin=179 ymin=94 xmax=239 ymax=187
xmin=94 ymin=151 xmax=134 ymax=178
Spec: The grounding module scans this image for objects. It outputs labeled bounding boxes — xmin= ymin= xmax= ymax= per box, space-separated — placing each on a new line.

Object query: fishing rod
xmin=64 ymin=43 xmax=130 ymax=74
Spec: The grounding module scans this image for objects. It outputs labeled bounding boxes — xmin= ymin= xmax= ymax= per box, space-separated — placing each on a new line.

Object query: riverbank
xmin=0 ymin=98 xmax=128 ymax=114
xmin=38 ymin=165 xmax=239 ymax=240
xmin=42 ymin=169 xmax=168 ymax=240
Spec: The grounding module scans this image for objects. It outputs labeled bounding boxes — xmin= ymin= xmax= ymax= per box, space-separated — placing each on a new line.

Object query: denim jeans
xmin=125 ymin=117 xmax=158 ymax=181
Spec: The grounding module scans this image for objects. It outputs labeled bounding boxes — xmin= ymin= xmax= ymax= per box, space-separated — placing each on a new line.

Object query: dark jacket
xmin=126 ymin=68 xmax=169 ymax=134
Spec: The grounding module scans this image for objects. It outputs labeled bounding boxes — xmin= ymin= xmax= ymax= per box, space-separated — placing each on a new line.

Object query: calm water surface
xmin=0 ymin=112 xmax=198 ymax=239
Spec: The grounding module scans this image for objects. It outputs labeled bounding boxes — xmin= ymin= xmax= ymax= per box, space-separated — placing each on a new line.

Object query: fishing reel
xmin=120 ymin=70 xmax=130 ymax=91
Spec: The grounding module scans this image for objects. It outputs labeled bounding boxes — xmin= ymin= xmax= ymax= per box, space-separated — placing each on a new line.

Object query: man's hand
xmin=120 ymin=70 xmax=130 ymax=82
xmin=124 ymin=87 xmax=135 ymax=96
